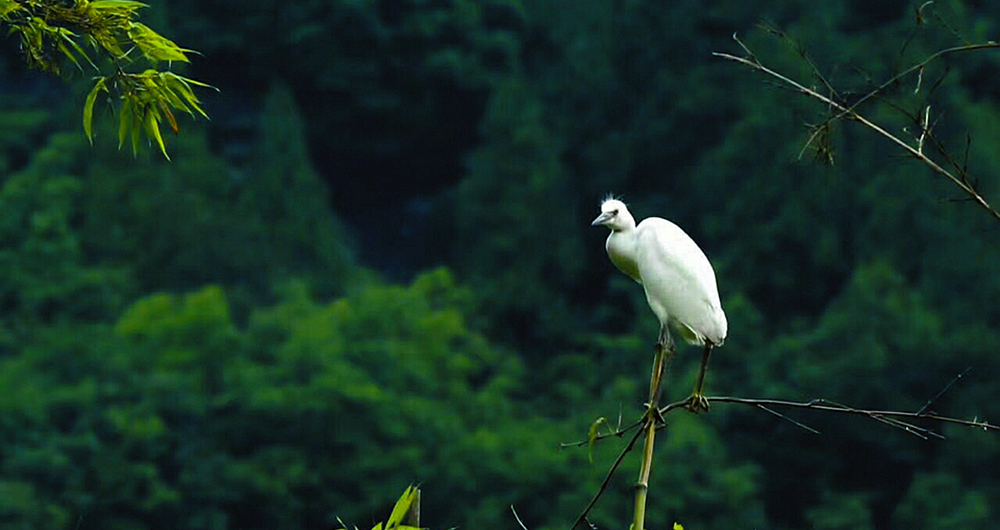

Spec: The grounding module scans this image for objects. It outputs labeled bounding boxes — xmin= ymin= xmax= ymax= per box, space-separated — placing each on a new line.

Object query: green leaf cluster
xmin=84 ymin=69 xmax=209 ymax=159
xmin=3 ymin=0 xmax=1000 ymax=528
xmin=336 ymin=486 xmax=422 ymax=530
xmin=1 ymin=0 xmax=210 ymax=158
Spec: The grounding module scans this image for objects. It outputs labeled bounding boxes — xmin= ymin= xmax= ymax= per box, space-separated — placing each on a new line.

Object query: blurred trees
xmin=1 ymin=0 xmax=1000 ymax=529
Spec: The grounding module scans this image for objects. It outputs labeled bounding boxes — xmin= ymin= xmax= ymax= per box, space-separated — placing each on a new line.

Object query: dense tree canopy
xmin=1 ymin=1 xmax=999 ymax=529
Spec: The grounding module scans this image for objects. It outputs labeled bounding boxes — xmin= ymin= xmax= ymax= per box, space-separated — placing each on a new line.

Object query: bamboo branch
xmin=565 ymin=384 xmax=995 ymax=529
xmin=568 ymin=420 xmax=645 ymax=530
xmin=567 ymin=390 xmax=997 ymax=450
xmin=658 ymin=395 xmax=1000 ymax=435
xmin=631 ymin=342 xmax=670 ymax=530
xmin=714 ymin=36 xmax=1000 ymax=223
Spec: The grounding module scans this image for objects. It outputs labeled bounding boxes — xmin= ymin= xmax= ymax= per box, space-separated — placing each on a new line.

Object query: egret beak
xmin=591 ymin=212 xmax=614 ymax=226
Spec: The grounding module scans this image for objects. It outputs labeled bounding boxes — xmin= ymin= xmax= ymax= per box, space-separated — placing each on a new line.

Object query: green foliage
xmin=0 ymin=132 xmax=133 ymax=346
xmin=1 ymin=0 xmax=210 ymax=158
xmin=806 ymin=492 xmax=874 ymax=530
xmin=2 ymin=1 xmax=1000 ymax=529
xmin=84 ymin=69 xmax=210 ymax=159
xmin=73 ymin=90 xmax=356 ymax=302
xmin=893 ymin=472 xmax=992 ymax=530
xmin=455 ymin=77 xmax=584 ymax=347
xmin=335 ymin=486 xmax=422 ymax=530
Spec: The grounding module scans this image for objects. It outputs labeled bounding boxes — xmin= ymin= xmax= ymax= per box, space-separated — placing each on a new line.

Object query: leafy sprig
xmin=1 ymin=0 xmax=212 ymax=158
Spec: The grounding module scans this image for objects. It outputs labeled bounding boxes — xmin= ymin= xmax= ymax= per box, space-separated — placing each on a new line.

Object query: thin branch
xmin=568 ymin=421 xmax=645 ymax=530
xmin=917 ymin=366 xmax=972 ymax=415
xmin=560 ymin=418 xmax=642 ymax=449
xmin=564 ymin=386 xmax=995 ymax=530
xmin=756 ymin=404 xmax=821 ymax=434
xmin=657 ymin=395 xmax=999 ymax=433
xmin=714 ymin=36 xmax=1000 ymax=223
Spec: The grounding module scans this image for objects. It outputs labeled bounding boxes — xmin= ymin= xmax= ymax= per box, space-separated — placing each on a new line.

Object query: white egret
xmin=592 ymin=196 xmax=727 ymax=412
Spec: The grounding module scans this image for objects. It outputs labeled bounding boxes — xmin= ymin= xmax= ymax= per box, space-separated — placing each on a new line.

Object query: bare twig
xmin=917 ymin=366 xmax=972 ymax=415
xmin=565 ymin=385 xmax=995 ymax=530
xmin=714 ymin=35 xmax=1000 ymax=223
xmin=568 ymin=341 xmax=674 ymax=530
xmin=560 ymin=419 xmax=642 ymax=449
xmin=656 ymin=395 xmax=999 ymax=434
xmin=756 ymin=404 xmax=821 ymax=434
xmin=568 ymin=420 xmax=645 ymax=530
xmin=566 ymin=388 xmax=996 ymax=450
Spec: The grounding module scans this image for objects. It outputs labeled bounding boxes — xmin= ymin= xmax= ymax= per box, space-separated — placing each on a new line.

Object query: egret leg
xmin=645 ymin=326 xmax=674 ymax=423
xmin=687 ymin=343 xmax=713 ymax=413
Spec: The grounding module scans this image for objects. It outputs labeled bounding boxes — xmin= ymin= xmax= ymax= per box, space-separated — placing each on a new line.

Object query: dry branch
xmin=714 ymin=35 xmax=1000 ymax=223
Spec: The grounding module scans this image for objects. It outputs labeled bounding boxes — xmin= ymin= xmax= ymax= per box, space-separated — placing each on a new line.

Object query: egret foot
xmin=643 ymin=401 xmax=666 ymax=426
xmin=685 ymin=343 xmax=714 ymax=414
xmin=686 ymin=392 xmax=710 ymax=414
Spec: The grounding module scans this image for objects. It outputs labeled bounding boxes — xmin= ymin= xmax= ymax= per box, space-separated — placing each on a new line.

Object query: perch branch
xmin=565 ymin=382 xmax=995 ymax=529
xmin=657 ymin=395 xmax=999 ymax=436
xmin=568 ymin=421 xmax=645 ymax=530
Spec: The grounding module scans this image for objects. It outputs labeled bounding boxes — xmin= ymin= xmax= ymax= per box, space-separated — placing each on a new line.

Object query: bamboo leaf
xmin=57 ymin=41 xmax=83 ymax=72
xmin=83 ymin=77 xmax=108 ymax=143
xmin=144 ymin=104 xmax=169 ymax=160
xmin=130 ymin=101 xmax=142 ymax=155
xmin=386 ymin=486 xmax=418 ymax=529
xmin=157 ymin=78 xmax=197 ymax=115
xmin=58 ymin=29 xmax=97 ymax=70
xmin=128 ymin=22 xmax=191 ymax=62
xmin=160 ymin=101 xmax=179 ymax=134
xmin=161 ymin=72 xmax=213 ymax=118
xmin=587 ymin=417 xmax=608 ymax=464
xmin=118 ymin=96 xmax=134 ymax=150
xmin=88 ymin=0 xmax=148 ymax=11
xmin=0 ymin=0 xmax=22 ymax=18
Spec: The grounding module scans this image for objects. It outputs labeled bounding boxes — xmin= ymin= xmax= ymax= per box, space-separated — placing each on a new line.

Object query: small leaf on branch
xmin=385 ymin=485 xmax=419 ymax=529
xmin=83 ymin=77 xmax=109 ymax=143
xmin=587 ymin=417 xmax=609 ymax=464
xmin=127 ymin=22 xmax=192 ymax=62
xmin=0 ymin=0 xmax=20 ymax=18
xmin=143 ymin=102 xmax=168 ymax=159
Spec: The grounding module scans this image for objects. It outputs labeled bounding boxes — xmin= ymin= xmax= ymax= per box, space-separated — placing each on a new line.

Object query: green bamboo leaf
xmin=88 ymin=0 xmax=148 ymax=10
xmin=83 ymin=77 xmax=108 ymax=143
xmin=144 ymin=104 xmax=169 ymax=159
xmin=0 ymin=0 xmax=22 ymax=18
xmin=57 ymin=41 xmax=83 ymax=72
xmin=154 ymin=76 xmax=196 ymax=115
xmin=58 ymin=28 xmax=97 ymax=70
xmin=118 ymin=96 xmax=134 ymax=150
xmin=127 ymin=100 xmax=142 ymax=155
xmin=587 ymin=417 xmax=608 ymax=465
xmin=128 ymin=22 xmax=191 ymax=62
xmin=161 ymin=72 xmax=213 ymax=118
xmin=386 ymin=485 xmax=418 ymax=529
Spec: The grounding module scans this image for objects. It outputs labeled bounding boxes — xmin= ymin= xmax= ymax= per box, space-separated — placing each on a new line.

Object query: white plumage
xmin=592 ymin=196 xmax=726 ymax=411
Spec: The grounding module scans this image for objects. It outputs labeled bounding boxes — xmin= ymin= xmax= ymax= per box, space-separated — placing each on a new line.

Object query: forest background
xmin=1 ymin=0 xmax=999 ymax=529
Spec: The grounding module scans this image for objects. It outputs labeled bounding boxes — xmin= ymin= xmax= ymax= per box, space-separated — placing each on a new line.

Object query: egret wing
xmin=635 ymin=218 xmax=727 ymax=345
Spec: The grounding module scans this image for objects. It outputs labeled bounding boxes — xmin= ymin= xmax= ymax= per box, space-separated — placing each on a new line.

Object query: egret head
xmin=591 ymin=196 xmax=635 ymax=231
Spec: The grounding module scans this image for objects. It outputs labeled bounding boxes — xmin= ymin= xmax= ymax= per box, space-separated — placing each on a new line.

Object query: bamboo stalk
xmin=631 ymin=338 xmax=671 ymax=530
